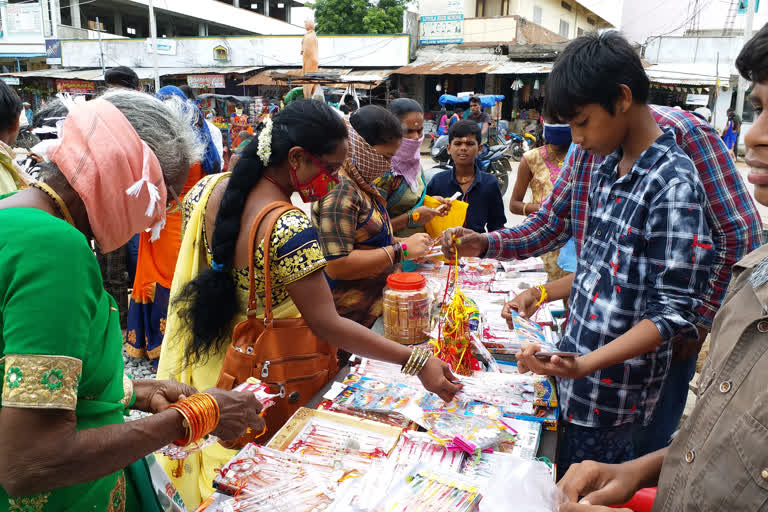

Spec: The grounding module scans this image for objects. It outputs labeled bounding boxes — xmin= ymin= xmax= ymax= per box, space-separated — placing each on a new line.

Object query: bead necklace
xmin=29 ymin=181 xmax=76 ymax=227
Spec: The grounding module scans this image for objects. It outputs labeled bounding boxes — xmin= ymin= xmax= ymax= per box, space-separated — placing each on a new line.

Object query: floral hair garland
xmin=257 ymin=117 xmax=273 ymax=166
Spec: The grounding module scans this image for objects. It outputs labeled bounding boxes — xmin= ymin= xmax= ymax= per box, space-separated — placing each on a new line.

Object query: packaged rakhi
xmin=422 ymin=409 xmax=515 ymax=454
xmin=372 ymin=463 xmax=483 ymax=512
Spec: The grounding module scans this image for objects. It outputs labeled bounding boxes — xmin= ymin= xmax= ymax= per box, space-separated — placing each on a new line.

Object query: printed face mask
xmin=290 ymin=153 xmax=340 ymax=203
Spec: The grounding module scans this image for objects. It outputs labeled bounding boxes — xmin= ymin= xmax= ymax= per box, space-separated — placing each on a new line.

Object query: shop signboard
xmin=419 ymin=14 xmax=464 ymax=45
xmin=0 ymin=77 xmax=20 ymax=86
xmin=46 ymin=39 xmax=62 ymax=65
xmin=56 ymin=79 xmax=95 ymax=95
xmin=146 ymin=39 xmax=177 ymax=56
xmin=420 ymin=0 xmax=463 ymax=16
xmin=7 ymin=3 xmax=42 ymax=34
xmin=187 ymin=74 xmax=226 ymax=89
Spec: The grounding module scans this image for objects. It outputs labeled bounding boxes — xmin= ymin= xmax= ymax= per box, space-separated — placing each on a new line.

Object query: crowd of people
xmin=0 ymin=22 xmax=766 ymax=512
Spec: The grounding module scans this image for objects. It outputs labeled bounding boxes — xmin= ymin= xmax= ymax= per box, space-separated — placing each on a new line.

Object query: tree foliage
xmin=310 ymin=0 xmax=406 ymax=35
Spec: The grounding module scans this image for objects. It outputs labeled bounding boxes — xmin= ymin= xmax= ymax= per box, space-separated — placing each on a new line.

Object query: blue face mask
xmin=543 ymin=123 xmax=572 ymax=146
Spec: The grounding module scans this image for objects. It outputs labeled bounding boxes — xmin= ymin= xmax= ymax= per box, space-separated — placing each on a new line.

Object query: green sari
xmin=0 ymin=206 xmax=141 ymax=512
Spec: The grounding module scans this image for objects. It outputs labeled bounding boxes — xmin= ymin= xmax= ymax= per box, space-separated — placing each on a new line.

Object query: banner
xmin=7 ymin=3 xmax=42 ymax=34
xmin=146 ymin=39 xmax=177 ymax=56
xmin=56 ymin=79 xmax=95 ymax=95
xmin=0 ymin=77 xmax=20 ymax=86
xmin=46 ymin=39 xmax=62 ymax=65
xmin=187 ymin=74 xmax=225 ymax=89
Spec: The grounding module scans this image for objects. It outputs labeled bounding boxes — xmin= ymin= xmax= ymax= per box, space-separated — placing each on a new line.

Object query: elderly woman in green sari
xmin=0 ymin=90 xmax=263 ymax=512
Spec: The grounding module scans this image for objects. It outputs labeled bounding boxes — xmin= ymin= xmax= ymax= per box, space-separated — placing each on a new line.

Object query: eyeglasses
xmin=307 ymin=152 xmax=343 ymax=174
xmin=166 ymin=184 xmax=181 ymax=214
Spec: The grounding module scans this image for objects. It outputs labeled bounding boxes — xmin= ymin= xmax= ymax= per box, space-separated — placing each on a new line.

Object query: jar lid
xmin=387 ymin=272 xmax=426 ymax=291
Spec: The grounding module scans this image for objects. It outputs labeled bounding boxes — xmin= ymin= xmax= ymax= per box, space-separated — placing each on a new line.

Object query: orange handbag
xmin=216 ymin=201 xmax=338 ymax=444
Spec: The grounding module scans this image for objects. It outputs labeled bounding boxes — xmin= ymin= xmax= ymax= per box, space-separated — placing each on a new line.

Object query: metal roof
xmin=391 ymin=60 xmax=552 ymax=75
xmin=644 ymin=63 xmax=731 ymax=86
xmin=237 ymin=68 xmax=394 ymax=87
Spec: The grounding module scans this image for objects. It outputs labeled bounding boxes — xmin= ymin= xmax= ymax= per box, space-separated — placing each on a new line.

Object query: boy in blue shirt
xmin=427 ymin=119 xmax=506 ymax=233
xmin=514 ymin=32 xmax=714 ymax=475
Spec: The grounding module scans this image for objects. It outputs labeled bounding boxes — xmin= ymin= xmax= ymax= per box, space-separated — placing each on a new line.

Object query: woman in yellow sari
xmin=157 ymin=100 xmax=461 ymax=509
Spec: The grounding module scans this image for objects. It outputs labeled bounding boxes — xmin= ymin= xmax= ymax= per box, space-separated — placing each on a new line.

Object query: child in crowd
xmin=514 ymin=32 xmax=714 ymax=475
xmin=426 ymin=119 xmax=506 ymax=233
xmin=557 ymin=23 xmax=768 ymax=511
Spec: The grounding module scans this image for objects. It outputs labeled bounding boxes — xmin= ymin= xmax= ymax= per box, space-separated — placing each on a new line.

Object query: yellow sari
xmin=156 ymin=173 xmax=326 ymax=509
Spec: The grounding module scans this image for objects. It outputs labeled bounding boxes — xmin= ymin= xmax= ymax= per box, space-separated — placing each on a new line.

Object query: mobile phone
xmin=534 ymin=350 xmax=580 ymax=359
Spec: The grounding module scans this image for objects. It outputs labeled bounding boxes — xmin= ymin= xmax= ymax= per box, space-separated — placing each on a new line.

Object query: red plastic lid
xmin=387 ymin=272 xmax=426 ymax=291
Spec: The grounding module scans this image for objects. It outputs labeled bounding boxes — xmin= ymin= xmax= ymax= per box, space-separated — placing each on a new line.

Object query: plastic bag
xmin=423 ymin=195 xmax=469 ymax=239
xmin=479 ymin=456 xmax=567 ymax=512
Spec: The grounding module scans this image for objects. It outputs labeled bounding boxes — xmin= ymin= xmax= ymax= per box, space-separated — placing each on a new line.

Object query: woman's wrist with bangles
xmin=401 ymin=347 xmax=431 ymax=376
xmin=522 ymin=203 xmax=528 ymax=215
xmin=168 ymin=393 xmax=220 ymax=446
xmin=534 ymin=284 xmax=549 ymax=308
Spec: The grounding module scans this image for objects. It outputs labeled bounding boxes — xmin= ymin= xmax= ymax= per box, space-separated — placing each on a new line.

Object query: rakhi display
xmin=432 ymin=253 xmax=481 ymax=376
xmin=372 ymin=465 xmax=483 ymax=512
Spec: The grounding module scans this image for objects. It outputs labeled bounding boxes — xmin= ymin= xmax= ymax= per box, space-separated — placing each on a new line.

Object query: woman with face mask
xmin=374 ymin=99 xmax=449 ymax=271
xmin=508 ymin=108 xmax=573 ymax=282
xmin=158 ymin=100 xmax=460 ymax=509
xmin=312 ymin=104 xmax=435 ymax=328
xmin=0 ymin=90 xmax=265 ymax=512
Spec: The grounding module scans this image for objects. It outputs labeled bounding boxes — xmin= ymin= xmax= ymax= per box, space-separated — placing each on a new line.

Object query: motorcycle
xmin=429 ymin=134 xmax=513 ymax=195
xmin=505 ymin=132 xmax=537 ymax=162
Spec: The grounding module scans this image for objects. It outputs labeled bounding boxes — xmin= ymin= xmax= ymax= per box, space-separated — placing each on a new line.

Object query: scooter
xmin=505 ymin=132 xmax=537 ymax=162
xmin=429 ymin=135 xmax=513 ymax=195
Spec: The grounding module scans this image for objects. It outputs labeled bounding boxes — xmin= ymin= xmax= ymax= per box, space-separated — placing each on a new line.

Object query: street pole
xmin=148 ymin=0 xmax=160 ymax=92
xmin=96 ymin=16 xmax=106 ymax=78
xmin=714 ymin=51 xmax=719 ymax=127
xmin=735 ymin=0 xmax=755 ymax=118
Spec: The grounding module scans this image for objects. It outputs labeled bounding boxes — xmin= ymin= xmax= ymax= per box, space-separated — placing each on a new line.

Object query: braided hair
xmin=174 ymin=99 xmax=348 ymax=366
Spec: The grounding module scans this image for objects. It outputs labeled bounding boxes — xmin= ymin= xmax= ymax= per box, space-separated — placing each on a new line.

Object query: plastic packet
xmin=479 ymin=456 xmax=567 ymax=512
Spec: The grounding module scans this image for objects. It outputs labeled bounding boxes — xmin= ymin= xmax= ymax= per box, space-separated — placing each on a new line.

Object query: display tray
xmin=265 ymin=407 xmax=403 ymax=453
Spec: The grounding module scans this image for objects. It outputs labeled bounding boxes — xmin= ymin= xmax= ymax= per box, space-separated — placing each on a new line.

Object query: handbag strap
xmin=246 ymin=201 xmax=299 ymax=324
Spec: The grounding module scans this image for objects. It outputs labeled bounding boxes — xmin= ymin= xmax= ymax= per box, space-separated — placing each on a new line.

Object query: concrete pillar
xmin=233 ymin=0 xmax=240 ymax=7
xmin=264 ymin=0 xmax=270 ymax=17
xmin=70 ymin=0 xmax=81 ymax=29
xmin=114 ymin=10 xmax=123 ymax=36
xmin=285 ymin=3 xmax=291 ymax=23
xmin=198 ymin=22 xmax=208 ymax=36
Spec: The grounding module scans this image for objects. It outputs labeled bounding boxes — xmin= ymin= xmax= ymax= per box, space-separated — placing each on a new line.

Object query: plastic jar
xmin=383 ymin=272 xmax=430 ymax=345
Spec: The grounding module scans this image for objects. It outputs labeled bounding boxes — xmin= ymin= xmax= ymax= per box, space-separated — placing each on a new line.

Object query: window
xmin=559 ymin=19 xmax=570 ymax=38
xmin=533 ymin=5 xmax=543 ymax=24
xmin=561 ymin=1 xmax=572 ymax=11
xmin=587 ymin=17 xmax=595 ymax=25
xmin=475 ymin=0 xmax=485 ymax=17
xmin=127 ymin=27 xmax=136 ymax=35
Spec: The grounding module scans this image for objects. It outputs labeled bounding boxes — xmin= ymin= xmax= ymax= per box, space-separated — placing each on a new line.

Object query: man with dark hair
xmin=0 ymin=80 xmax=24 ymax=193
xmin=178 ymin=84 xmax=195 ymax=100
xmin=443 ymin=32 xmax=762 ymax=461
xmin=466 ymin=95 xmax=491 ymax=144
xmin=556 ymin=23 xmax=768 ymax=512
xmin=104 ymin=66 xmax=140 ymax=90
xmin=426 ymin=119 xmax=505 ymax=233
xmin=507 ymin=31 xmax=714 ymax=474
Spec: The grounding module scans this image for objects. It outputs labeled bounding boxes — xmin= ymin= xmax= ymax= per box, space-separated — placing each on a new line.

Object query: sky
xmin=621 ymin=0 xmax=768 ymax=44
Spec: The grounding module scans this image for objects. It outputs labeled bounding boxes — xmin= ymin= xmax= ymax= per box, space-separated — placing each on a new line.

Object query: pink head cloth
xmin=50 ymin=98 xmax=166 ymax=253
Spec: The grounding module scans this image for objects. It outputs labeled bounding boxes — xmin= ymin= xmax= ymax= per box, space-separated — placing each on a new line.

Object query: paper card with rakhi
xmin=509 ymin=310 xmax=548 ymax=345
xmin=422 ymin=409 xmax=516 ymax=454
xmin=333 ymin=376 xmax=441 ymax=414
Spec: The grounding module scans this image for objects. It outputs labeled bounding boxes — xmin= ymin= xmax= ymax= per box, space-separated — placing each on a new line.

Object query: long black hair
xmin=389 ymin=98 xmax=423 ymax=120
xmin=174 ymin=99 xmax=347 ymax=366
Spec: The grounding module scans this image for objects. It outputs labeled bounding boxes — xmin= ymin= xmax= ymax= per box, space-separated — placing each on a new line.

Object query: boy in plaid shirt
xmin=515 ymin=32 xmax=714 ymax=474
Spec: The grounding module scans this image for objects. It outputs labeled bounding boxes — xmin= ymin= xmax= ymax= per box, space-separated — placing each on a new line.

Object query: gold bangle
xmin=382 ymin=246 xmax=394 ymax=266
xmin=402 ymin=349 xmax=417 ymax=375
xmin=414 ymin=351 xmax=430 ymax=376
xmin=522 ymin=203 xmax=528 ymax=215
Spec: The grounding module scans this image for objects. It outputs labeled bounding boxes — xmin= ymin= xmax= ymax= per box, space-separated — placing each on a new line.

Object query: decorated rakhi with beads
xmin=431 ymin=248 xmax=480 ymax=376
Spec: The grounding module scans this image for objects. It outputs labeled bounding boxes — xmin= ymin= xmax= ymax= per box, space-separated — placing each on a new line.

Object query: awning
xmin=645 ymin=63 xmax=731 ymax=86
xmin=0 ymin=66 xmax=262 ymax=81
xmin=391 ymin=60 xmax=552 ymax=75
xmin=238 ymin=68 xmax=353 ymax=86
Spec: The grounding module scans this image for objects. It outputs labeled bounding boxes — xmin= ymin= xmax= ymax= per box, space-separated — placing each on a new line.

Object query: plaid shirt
xmin=486 ymin=105 xmax=763 ymax=328
xmin=559 ymin=129 xmax=714 ymax=428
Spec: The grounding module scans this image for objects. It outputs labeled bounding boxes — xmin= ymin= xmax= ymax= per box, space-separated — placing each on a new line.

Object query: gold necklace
xmin=548 ymin=145 xmax=567 ymax=169
xmin=456 ymin=174 xmax=475 ymax=184
xmin=29 ymin=182 xmax=76 ymax=227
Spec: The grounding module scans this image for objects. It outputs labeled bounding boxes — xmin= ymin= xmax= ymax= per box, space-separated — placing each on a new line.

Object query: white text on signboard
xmin=187 ymin=75 xmax=226 ymax=89
xmin=419 ymin=14 xmax=464 ymax=45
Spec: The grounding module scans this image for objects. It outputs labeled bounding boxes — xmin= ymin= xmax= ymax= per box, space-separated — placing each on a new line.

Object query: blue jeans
xmin=558 ymin=422 xmax=634 ymax=479
xmin=633 ymin=355 xmax=698 ymax=457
